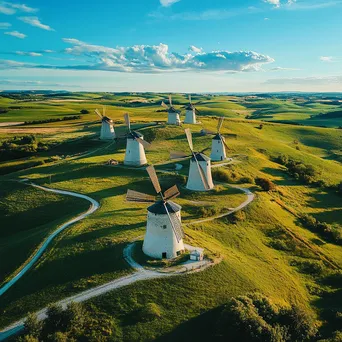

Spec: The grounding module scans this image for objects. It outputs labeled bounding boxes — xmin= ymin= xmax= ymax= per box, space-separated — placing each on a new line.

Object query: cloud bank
xmin=59 ymin=39 xmax=274 ymax=73
xmin=4 ymin=30 xmax=26 ymax=38
xmin=0 ymin=1 xmax=37 ymax=14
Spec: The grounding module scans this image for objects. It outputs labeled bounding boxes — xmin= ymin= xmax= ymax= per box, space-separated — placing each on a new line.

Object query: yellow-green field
xmin=0 ymin=92 xmax=341 ymax=341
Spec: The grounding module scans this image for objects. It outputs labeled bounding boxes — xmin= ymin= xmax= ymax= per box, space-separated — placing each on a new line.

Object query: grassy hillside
xmin=0 ymin=92 xmax=341 ymax=341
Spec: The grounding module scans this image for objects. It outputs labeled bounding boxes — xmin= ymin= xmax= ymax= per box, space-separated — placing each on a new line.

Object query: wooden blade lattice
xmin=217 ymin=117 xmax=224 ymax=133
xmin=184 ymin=128 xmax=194 ymax=151
xmin=94 ymin=109 xmax=103 ymax=119
xmin=146 ymin=165 xmax=162 ymax=194
xmin=126 ymin=189 xmax=155 ymax=203
xmin=124 ymin=113 xmax=131 ymax=130
xmin=163 ymin=202 xmax=184 ymax=243
xmin=164 ymin=185 xmax=180 ymax=201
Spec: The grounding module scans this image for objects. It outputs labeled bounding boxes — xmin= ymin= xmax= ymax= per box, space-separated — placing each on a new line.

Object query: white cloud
xmin=0 ymin=40 xmax=274 ymax=74
xmin=0 ymin=2 xmax=37 ymax=14
xmin=16 ymin=51 xmax=42 ymax=56
xmin=57 ymin=39 xmax=275 ymax=73
xmin=18 ymin=16 xmax=54 ymax=31
xmin=43 ymin=50 xmax=55 ymax=53
xmin=0 ymin=22 xmax=11 ymax=29
xmin=320 ymin=56 xmax=336 ymax=62
xmin=270 ymin=66 xmax=300 ymax=71
xmin=265 ymin=75 xmax=342 ymax=85
xmin=189 ymin=45 xmax=202 ymax=53
xmin=4 ymin=30 xmax=26 ymax=38
xmin=264 ymin=0 xmax=281 ymax=7
xmin=160 ymin=0 xmax=180 ymax=7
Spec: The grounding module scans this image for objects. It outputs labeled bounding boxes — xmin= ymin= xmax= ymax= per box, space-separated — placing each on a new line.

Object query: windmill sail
xmin=169 ymin=94 xmax=172 ymax=107
xmin=135 ymin=137 xmax=151 ymax=148
xmin=164 ymin=185 xmax=180 ymax=201
xmin=170 ymin=151 xmax=190 ymax=160
xmin=217 ymin=117 xmax=224 ymax=133
xmin=163 ymin=202 xmax=184 ymax=243
xmin=184 ymin=128 xmax=194 ymax=151
xmin=161 ymin=101 xmax=169 ymax=109
xmin=94 ymin=109 xmax=103 ymax=119
xmin=124 ymin=113 xmax=131 ymax=131
xmin=146 ymin=165 xmax=162 ymax=194
xmin=126 ymin=189 xmax=156 ymax=203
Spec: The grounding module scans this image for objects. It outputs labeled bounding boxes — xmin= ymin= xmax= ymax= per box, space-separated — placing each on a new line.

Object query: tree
xmin=255 ymin=177 xmax=276 ymax=191
xmin=338 ymin=181 xmax=342 ymax=195
xmin=23 ymin=313 xmax=42 ymax=338
xmin=80 ymin=109 xmax=89 ymax=114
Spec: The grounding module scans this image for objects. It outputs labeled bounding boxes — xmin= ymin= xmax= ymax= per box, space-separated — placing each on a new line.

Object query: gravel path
xmin=0 ymin=184 xmax=100 ymax=297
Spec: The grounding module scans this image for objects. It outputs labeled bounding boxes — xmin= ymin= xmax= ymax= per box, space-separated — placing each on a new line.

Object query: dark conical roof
xmin=102 ymin=116 xmax=112 ymax=123
xmin=213 ymin=133 xmax=224 ymax=141
xmin=127 ymin=130 xmax=143 ymax=139
xmin=185 ymin=104 xmax=195 ymax=110
xmin=191 ymin=152 xmax=210 ymax=162
xmin=168 ymin=106 xmax=180 ymax=113
xmin=147 ymin=200 xmax=181 ymax=214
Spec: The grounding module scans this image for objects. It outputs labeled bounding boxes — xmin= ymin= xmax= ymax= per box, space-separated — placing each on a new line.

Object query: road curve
xmin=0 ymin=184 xmax=254 ymax=341
xmin=0 ymin=184 xmax=100 ymax=297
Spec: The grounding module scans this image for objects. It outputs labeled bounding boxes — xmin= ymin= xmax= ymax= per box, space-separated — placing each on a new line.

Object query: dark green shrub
xmin=80 ymin=109 xmax=89 ymax=114
xmin=255 ymin=177 xmax=276 ymax=191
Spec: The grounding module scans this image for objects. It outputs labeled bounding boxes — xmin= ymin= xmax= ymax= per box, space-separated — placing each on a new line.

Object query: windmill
xmin=161 ymin=94 xmax=181 ymax=125
xmin=184 ymin=94 xmax=197 ymax=124
xmin=171 ymin=128 xmax=214 ymax=191
xmin=126 ymin=165 xmax=185 ymax=259
xmin=204 ymin=117 xmax=230 ymax=162
xmin=95 ymin=107 xmax=115 ymax=140
xmin=121 ymin=113 xmax=151 ymax=166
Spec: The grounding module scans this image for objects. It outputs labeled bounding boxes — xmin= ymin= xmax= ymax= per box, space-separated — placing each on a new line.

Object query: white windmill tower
xmin=161 ymin=95 xmax=181 ymax=125
xmin=171 ymin=129 xmax=214 ymax=192
xmin=204 ymin=117 xmax=231 ymax=161
xmin=184 ymin=94 xmax=197 ymax=124
xmin=126 ymin=165 xmax=185 ymax=259
xmin=122 ymin=113 xmax=151 ymax=166
xmin=95 ymin=107 xmax=115 ymax=140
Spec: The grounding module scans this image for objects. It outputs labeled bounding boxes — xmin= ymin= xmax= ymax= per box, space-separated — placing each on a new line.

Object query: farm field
xmin=0 ymin=92 xmax=341 ymax=341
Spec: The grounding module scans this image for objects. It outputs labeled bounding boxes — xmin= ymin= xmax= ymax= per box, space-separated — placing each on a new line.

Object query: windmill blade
xmin=94 ymin=109 xmax=103 ymax=119
xmin=135 ymin=137 xmax=151 ymax=149
xmin=193 ymin=153 xmax=210 ymax=190
xmin=222 ymin=139 xmax=230 ymax=152
xmin=170 ymin=151 xmax=190 ymax=160
xmin=184 ymin=128 xmax=193 ymax=151
xmin=169 ymin=94 xmax=172 ymax=107
xmin=126 ymin=189 xmax=156 ymax=203
xmin=217 ymin=117 xmax=224 ymax=133
xmin=164 ymin=184 xmax=180 ymax=201
xmin=124 ymin=113 xmax=131 ymax=131
xmin=161 ymin=101 xmax=169 ymax=109
xmin=195 ymin=108 xmax=200 ymax=114
xmin=163 ymin=202 xmax=184 ymax=243
xmin=146 ymin=165 xmax=162 ymax=194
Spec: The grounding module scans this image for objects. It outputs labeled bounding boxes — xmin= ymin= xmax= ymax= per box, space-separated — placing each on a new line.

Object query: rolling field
xmin=0 ymin=92 xmax=341 ymax=341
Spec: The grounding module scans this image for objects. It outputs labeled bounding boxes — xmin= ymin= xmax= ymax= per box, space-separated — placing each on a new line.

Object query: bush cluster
xmin=19 ymin=302 xmax=120 ymax=342
xmin=24 ymin=115 xmax=81 ymax=125
xmin=300 ymin=214 xmax=342 ymax=245
xmin=255 ymin=177 xmax=276 ymax=191
xmin=212 ymin=168 xmax=254 ymax=184
xmin=0 ymin=135 xmax=50 ymax=162
xmin=217 ymin=293 xmax=317 ymax=341
xmin=276 ymin=155 xmax=318 ymax=185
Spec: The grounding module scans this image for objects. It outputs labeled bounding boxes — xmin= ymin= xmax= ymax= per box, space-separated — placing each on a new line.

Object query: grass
xmin=0 ymin=92 xmax=341 ymax=340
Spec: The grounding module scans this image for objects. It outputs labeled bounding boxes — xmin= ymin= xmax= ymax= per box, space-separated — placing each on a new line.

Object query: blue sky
xmin=0 ymin=0 xmax=341 ymax=92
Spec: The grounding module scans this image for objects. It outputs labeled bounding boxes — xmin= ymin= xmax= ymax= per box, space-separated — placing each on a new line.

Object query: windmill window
xmin=162 ymin=224 xmax=167 ymax=229
xmin=162 ymin=252 xmax=167 ymax=259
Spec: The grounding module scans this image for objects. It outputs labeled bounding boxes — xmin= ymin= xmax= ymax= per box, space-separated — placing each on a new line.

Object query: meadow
xmin=0 ymin=91 xmax=341 ymax=341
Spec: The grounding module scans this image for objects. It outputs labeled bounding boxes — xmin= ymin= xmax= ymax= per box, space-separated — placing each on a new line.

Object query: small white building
xmin=167 ymin=107 xmax=181 ymax=125
xmin=184 ymin=104 xmax=197 ymax=124
xmin=124 ymin=131 xmax=147 ymax=166
xmin=190 ymin=248 xmax=204 ymax=261
xmin=210 ymin=134 xmax=227 ymax=161
xmin=100 ymin=118 xmax=115 ymax=140
xmin=143 ymin=201 xmax=185 ymax=259
xmin=186 ymin=153 xmax=214 ymax=191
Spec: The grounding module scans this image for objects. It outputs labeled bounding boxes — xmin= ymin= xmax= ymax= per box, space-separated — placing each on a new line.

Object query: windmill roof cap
xmin=102 ymin=116 xmax=112 ymax=122
xmin=127 ymin=131 xmax=143 ymax=139
xmin=148 ymin=200 xmax=181 ymax=214
xmin=213 ymin=133 xmax=224 ymax=140
xmin=185 ymin=104 xmax=195 ymax=110
xmin=168 ymin=106 xmax=180 ymax=113
xmin=191 ymin=152 xmax=210 ymax=162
